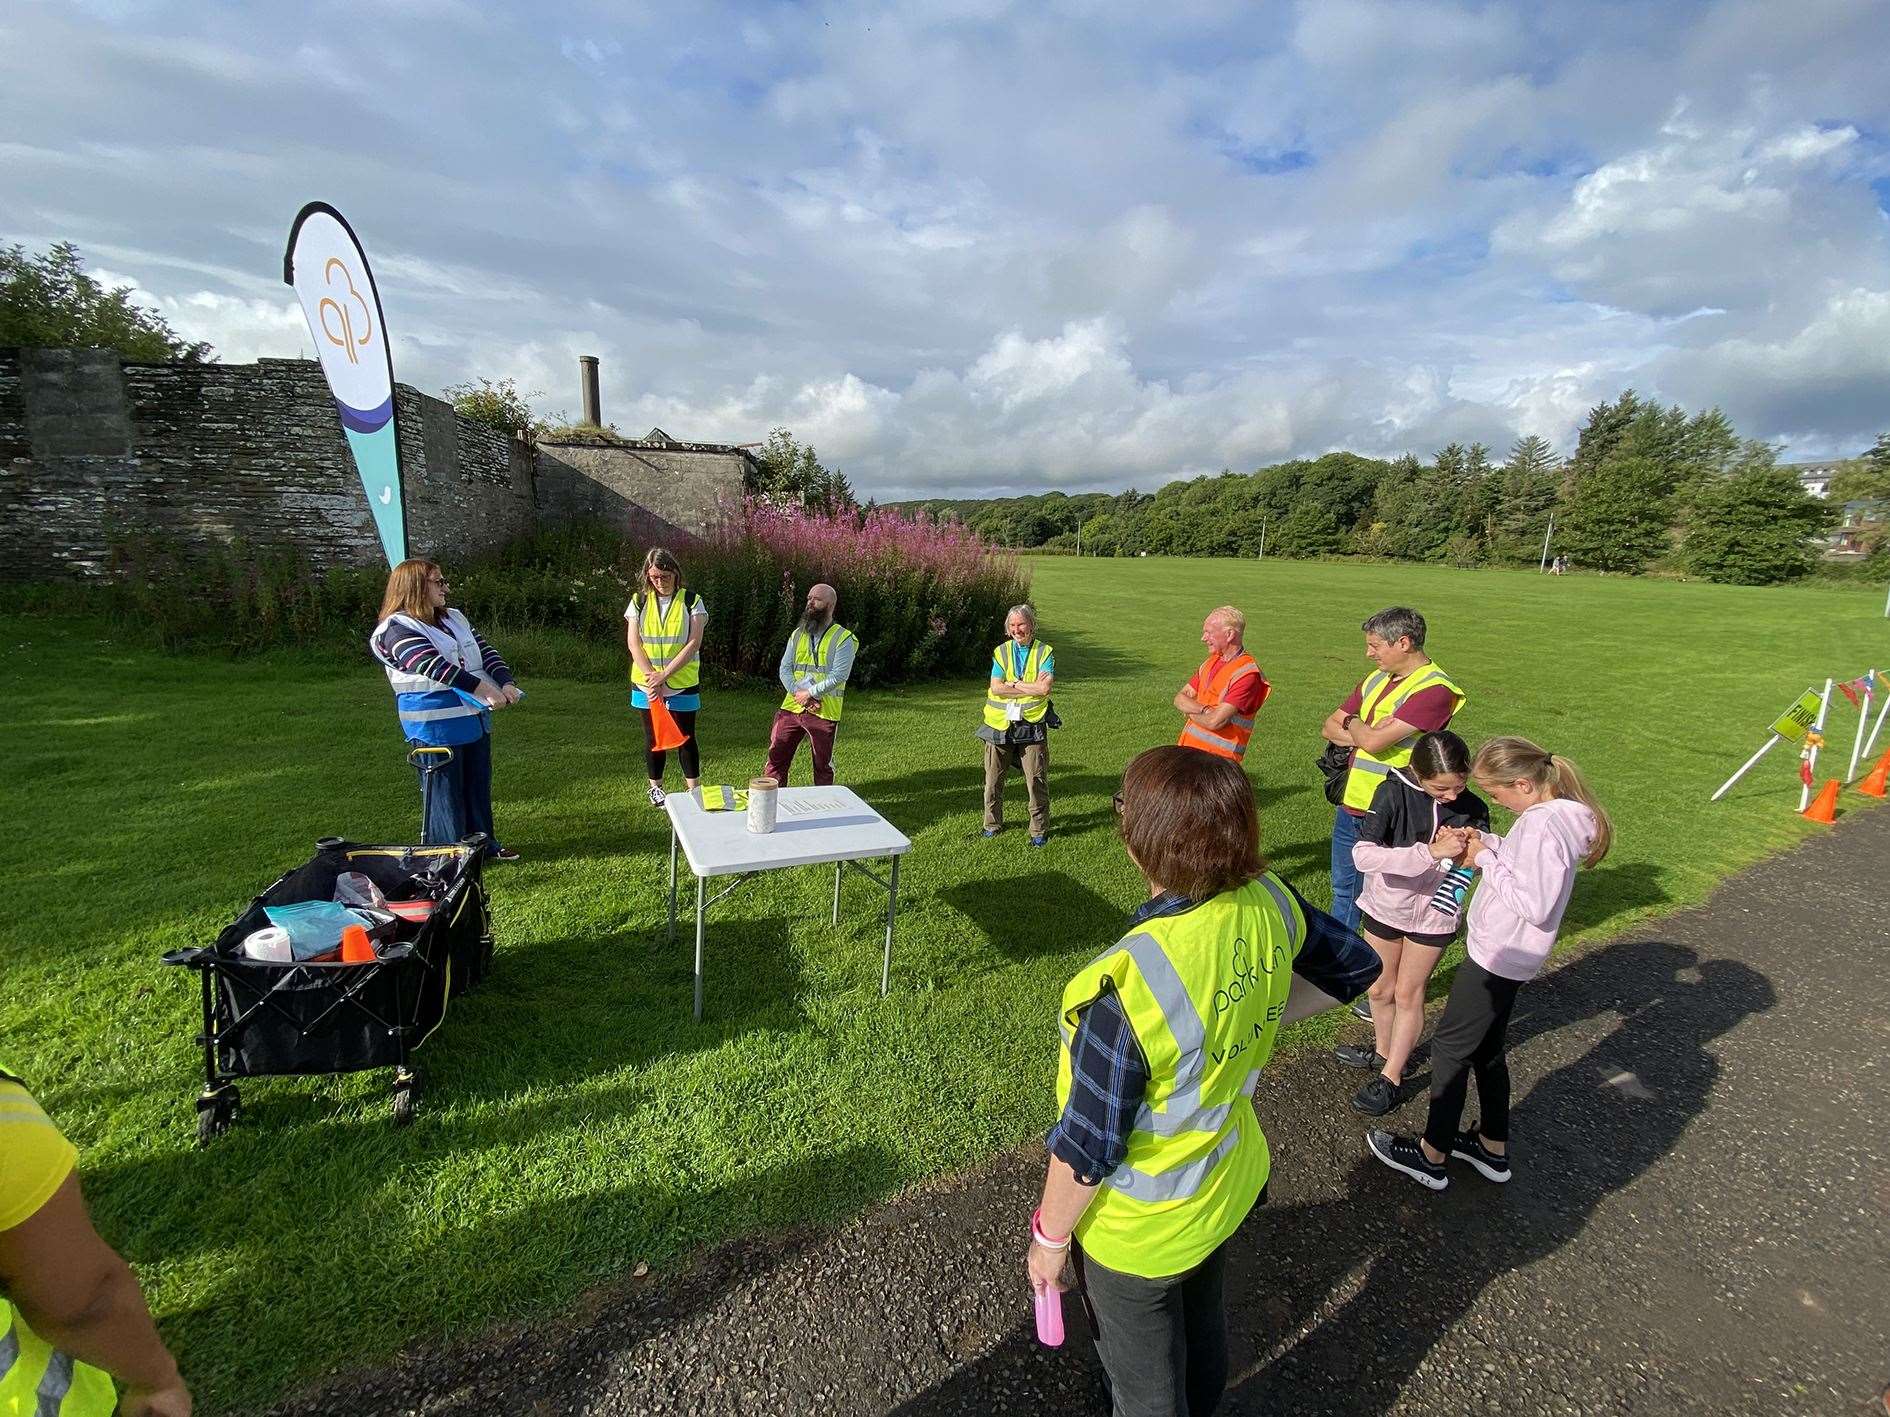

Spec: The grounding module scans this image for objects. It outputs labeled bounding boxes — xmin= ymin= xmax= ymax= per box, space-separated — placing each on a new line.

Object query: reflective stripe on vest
xmin=779 ymin=625 xmax=856 ymax=723
xmin=982 ymin=639 xmax=1052 ymax=730
xmin=1339 ymin=662 xmax=1465 ymax=811
xmin=630 ymin=589 xmax=701 ymax=692
xmin=1177 ymin=653 xmax=1262 ymax=762
xmin=371 ymin=612 xmax=493 ymax=746
xmin=1055 ymin=875 xmax=1305 ymax=1277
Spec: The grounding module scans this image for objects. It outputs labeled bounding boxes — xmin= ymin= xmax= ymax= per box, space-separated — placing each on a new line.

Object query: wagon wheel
xmin=195 ymin=1087 xmax=239 ymax=1148
xmin=391 ymin=1068 xmax=421 ymax=1127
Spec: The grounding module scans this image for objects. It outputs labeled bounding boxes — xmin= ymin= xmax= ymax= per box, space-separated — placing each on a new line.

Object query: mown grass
xmin=2 ymin=556 xmax=1883 ymax=1412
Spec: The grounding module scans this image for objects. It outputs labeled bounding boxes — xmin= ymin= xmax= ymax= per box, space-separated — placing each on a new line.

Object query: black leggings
xmin=1422 ymin=956 xmax=1524 ymax=1151
xmin=637 ymin=706 xmax=700 ymax=780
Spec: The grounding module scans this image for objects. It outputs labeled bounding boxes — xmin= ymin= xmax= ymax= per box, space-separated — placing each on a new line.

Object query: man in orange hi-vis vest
xmin=1174 ymin=606 xmax=1270 ymax=763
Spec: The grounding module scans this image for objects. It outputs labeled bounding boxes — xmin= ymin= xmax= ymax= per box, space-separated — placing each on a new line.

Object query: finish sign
xmin=1769 ymin=688 xmax=1824 ymax=742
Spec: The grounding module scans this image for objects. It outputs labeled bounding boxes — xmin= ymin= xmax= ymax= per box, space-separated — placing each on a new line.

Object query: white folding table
xmin=665 ymin=786 xmax=913 ymax=1021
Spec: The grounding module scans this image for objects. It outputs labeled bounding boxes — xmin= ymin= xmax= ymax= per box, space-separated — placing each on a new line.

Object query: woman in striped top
xmin=370 ymin=559 xmax=523 ymax=860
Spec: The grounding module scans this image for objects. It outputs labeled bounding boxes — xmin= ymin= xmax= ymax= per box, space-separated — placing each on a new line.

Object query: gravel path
xmin=270 ymin=806 xmax=1890 ymax=1415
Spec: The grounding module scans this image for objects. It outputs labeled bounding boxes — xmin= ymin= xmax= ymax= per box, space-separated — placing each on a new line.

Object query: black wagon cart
xmin=163 ymin=835 xmax=494 ymax=1145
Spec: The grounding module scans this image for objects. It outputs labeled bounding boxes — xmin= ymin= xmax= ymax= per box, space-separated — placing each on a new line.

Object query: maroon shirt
xmin=1337 ymin=667 xmax=1459 ymax=815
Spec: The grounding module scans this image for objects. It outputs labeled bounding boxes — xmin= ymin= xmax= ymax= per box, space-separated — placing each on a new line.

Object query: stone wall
xmin=535 ymin=440 xmax=749 ymax=543
xmin=0 ymin=347 xmax=537 ymax=580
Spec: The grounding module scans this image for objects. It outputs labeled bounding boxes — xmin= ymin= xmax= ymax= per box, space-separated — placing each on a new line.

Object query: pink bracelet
xmin=1031 ymin=1207 xmax=1070 ymax=1251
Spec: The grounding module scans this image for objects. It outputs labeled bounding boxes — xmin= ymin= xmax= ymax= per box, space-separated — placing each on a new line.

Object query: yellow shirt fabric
xmin=0 ymin=1079 xmax=77 ymax=1232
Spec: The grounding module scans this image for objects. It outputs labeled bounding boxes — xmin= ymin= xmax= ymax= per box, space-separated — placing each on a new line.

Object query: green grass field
xmin=3 ymin=556 xmax=1884 ymax=1412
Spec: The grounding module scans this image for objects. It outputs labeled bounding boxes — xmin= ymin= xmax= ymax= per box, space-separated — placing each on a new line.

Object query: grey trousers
xmin=983 ymin=738 xmax=1050 ymax=834
xmin=1079 ymin=1241 xmax=1229 ymax=1417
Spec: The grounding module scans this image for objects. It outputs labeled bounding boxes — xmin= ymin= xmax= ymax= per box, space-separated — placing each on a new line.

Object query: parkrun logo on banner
xmin=318 ymin=257 xmax=374 ymax=366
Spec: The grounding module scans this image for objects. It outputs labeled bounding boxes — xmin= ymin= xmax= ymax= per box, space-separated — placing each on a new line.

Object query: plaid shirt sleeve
xmin=1283 ymin=879 xmax=1382 ymax=1001
xmin=1046 ymin=986 xmax=1149 ymax=1186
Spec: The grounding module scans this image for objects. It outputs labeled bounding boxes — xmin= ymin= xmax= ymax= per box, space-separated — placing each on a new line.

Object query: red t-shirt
xmin=1338 ymin=670 xmax=1457 ymax=732
xmin=1191 ymin=659 xmax=1270 ymax=713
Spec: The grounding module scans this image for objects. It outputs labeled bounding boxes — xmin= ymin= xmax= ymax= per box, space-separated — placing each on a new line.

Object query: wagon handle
xmin=162 ymin=947 xmax=211 ymax=968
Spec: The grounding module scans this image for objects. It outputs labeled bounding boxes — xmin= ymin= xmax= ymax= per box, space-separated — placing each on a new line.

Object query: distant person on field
xmin=626 ymin=547 xmax=708 ymax=808
xmin=1028 ymin=748 xmax=1378 ymax=1417
xmin=1175 ymin=606 xmax=1269 ymax=764
xmin=1368 ymin=736 xmax=1611 ymax=1191
xmin=370 ymin=558 xmax=523 ymax=860
xmin=1 ymin=1064 xmax=192 ymax=1416
xmin=1322 ymin=607 xmax=1463 ymax=1021
xmin=764 ymin=583 xmax=857 ymax=788
xmin=979 ymin=603 xmax=1054 ymax=846
xmin=1333 ymin=730 xmax=1490 ymax=1118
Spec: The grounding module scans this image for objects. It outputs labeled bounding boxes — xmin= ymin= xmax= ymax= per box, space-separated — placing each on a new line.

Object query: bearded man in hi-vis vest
xmin=764 ymin=582 xmax=858 ymax=788
xmin=1321 ymin=607 xmax=1466 ymax=969
xmin=1174 ymin=606 xmax=1270 ymax=763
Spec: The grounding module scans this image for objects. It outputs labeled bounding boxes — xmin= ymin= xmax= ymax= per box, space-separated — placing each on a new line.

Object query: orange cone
xmin=1857 ymin=750 xmax=1890 ymax=799
xmin=1802 ymin=779 xmax=1840 ymax=823
xmin=648 ymin=698 xmax=688 ymax=751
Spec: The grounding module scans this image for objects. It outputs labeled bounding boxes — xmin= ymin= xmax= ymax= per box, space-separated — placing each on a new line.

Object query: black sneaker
xmin=1332 ymin=1043 xmax=1386 ymax=1071
xmin=1367 ymin=1129 xmax=1449 ymax=1190
xmin=1352 ymin=1075 xmax=1400 ymax=1116
xmin=490 ymin=846 xmax=521 ymax=863
xmin=1449 ymin=1130 xmax=1512 ymax=1183
xmin=1350 ymin=996 xmax=1373 ymax=1022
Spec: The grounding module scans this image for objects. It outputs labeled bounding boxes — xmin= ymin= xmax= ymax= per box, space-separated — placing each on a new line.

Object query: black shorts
xmin=1358 ymin=910 xmax=1457 ymax=950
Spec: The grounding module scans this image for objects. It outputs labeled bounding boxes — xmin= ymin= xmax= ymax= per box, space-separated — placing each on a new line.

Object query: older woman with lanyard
xmin=625 ymin=547 xmax=708 ymax=807
xmin=370 ymin=559 xmax=522 ymax=860
xmin=1027 ymin=747 xmax=1379 ymax=1417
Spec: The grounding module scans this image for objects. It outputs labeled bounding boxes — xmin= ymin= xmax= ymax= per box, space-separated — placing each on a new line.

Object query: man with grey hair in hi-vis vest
xmin=979 ymin=602 xmax=1055 ymax=846
xmin=1175 ymin=606 xmax=1269 ymax=764
xmin=1321 ymin=606 xmax=1466 ymax=1019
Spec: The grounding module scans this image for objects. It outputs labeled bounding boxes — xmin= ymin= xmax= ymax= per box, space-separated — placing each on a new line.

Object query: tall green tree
xmin=0 ymin=241 xmax=213 ymax=362
xmin=1491 ymin=435 xmax=1560 ymax=562
xmin=750 ymin=428 xmax=856 ymax=514
xmin=1682 ymin=466 xmax=1835 ymax=584
xmin=1556 ymin=454 xmax=1672 ymax=572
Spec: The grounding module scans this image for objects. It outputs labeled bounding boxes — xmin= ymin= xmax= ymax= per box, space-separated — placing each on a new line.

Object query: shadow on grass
xmin=226 ymin=1143 xmax=907 ymax=1416
xmin=938 ymin=872 xmax=1127 ymax=962
xmin=892 ymin=937 xmax=1776 ymax=1414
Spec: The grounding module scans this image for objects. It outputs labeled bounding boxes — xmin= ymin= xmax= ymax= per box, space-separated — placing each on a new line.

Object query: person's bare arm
xmin=1321 ymin=706 xmax=1353 ymax=745
xmin=1194 ymin=702 xmax=1238 ymax=730
xmin=1344 ymin=714 xmax=1421 ymax=754
xmin=626 ymin=615 xmax=660 ymax=687
xmin=0 ymin=1173 xmax=190 ymax=1415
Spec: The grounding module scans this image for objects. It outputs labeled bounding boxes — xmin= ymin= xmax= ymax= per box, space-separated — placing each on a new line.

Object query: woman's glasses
xmin=1112 ymin=792 xmax=1124 ymax=815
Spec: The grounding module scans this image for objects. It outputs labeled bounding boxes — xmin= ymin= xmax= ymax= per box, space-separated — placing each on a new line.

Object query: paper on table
xmin=776 ymin=794 xmax=849 ymax=817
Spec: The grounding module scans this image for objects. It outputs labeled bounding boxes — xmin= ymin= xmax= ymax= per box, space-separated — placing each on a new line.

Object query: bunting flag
xmin=1839 ymin=679 xmax=1861 ymax=708
xmin=283 ymin=202 xmax=406 ymax=566
xmin=1800 ymin=755 xmax=1815 ymax=787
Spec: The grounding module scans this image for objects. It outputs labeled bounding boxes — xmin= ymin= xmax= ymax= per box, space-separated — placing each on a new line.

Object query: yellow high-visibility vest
xmin=1055 ymin=876 xmax=1305 ymax=1278
xmin=0 ymin=1064 xmax=118 ymax=1417
xmin=629 ymin=588 xmax=703 ymax=692
xmin=982 ymin=640 xmax=1053 ymax=731
xmin=1339 ymin=663 xmax=1465 ymax=811
xmin=779 ymin=624 xmax=857 ymax=723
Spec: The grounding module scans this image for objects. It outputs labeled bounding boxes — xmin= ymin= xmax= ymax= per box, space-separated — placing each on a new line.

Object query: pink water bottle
xmin=1034 ymin=1285 xmax=1065 ymax=1347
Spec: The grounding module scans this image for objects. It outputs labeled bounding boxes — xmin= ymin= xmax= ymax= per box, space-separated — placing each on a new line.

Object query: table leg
xmin=832 ymin=860 xmax=843 ymax=927
xmin=667 ymin=827 xmax=678 ymax=943
xmin=881 ymin=855 xmax=900 ymax=996
xmin=693 ymin=875 xmax=706 ymax=1023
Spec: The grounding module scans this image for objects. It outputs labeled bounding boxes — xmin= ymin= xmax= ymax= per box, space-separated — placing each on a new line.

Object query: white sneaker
xmin=647 ymin=784 xmax=667 ymax=807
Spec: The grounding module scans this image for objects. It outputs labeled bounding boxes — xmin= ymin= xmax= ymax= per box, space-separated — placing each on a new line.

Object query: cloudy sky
xmin=4 ymin=0 xmax=1888 ymax=499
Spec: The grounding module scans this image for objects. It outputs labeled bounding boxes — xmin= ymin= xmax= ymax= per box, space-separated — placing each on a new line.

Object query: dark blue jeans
xmin=410 ymin=732 xmax=499 ymax=853
xmin=1329 ymin=805 xmax=1363 ymax=933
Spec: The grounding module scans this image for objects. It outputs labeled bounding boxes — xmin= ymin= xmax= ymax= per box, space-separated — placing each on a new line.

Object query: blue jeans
xmin=1329 ymin=805 xmax=1363 ymax=933
xmin=410 ymin=731 xmax=499 ymax=853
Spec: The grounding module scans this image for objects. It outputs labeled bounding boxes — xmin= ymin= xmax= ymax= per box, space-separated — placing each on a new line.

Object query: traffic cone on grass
xmin=1857 ymin=750 xmax=1889 ymax=799
xmin=1802 ymin=779 xmax=1840 ymax=824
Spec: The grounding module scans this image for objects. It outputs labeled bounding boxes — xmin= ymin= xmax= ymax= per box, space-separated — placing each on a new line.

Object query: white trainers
xmin=647 ymin=784 xmax=667 ymax=807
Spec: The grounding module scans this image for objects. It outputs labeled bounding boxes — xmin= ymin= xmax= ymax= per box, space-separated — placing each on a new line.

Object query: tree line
xmin=895 ymin=395 xmax=1890 ymax=585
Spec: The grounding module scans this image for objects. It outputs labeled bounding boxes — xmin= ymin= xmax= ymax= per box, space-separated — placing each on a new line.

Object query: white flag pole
xmin=1799 ymin=677 xmax=1834 ymax=810
xmin=1710 ymin=735 xmax=1782 ymax=802
xmin=1861 ymin=682 xmax=1890 ymax=765
xmin=1846 ymin=670 xmax=1874 ymax=781
xmin=1538 ymin=515 xmax=1554 ymax=572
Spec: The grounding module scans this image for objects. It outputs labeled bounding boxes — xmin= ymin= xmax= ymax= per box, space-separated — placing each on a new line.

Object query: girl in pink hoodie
xmin=1368 ymin=736 xmax=1613 ymax=1192
xmin=1336 ymin=731 xmax=1490 ymax=1117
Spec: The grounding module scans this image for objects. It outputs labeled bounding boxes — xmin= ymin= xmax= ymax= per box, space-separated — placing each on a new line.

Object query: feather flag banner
xmin=283 ymin=203 xmax=406 ymax=566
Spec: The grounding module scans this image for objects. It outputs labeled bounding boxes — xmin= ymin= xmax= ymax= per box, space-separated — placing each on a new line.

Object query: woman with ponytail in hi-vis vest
xmin=1 ymin=1067 xmax=191 ymax=1416
xmin=1027 ymin=749 xmax=1380 ymax=1416
xmin=625 ymin=547 xmax=708 ymax=808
